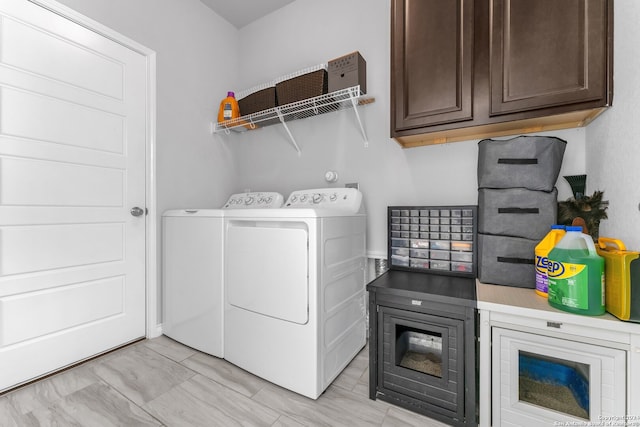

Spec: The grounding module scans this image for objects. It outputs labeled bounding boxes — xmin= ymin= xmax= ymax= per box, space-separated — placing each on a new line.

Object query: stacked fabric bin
xmin=477 ymin=135 xmax=567 ymax=288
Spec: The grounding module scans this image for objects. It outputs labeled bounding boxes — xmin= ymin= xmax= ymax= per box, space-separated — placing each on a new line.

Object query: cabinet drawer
xmin=489 ymin=311 xmax=630 ymax=345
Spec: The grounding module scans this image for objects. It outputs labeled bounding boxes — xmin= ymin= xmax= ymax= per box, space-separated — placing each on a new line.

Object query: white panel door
xmin=0 ymin=0 xmax=147 ymax=391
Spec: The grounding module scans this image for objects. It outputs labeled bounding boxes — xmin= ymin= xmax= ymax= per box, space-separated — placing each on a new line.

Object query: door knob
xmin=130 ymin=207 xmax=145 ymax=217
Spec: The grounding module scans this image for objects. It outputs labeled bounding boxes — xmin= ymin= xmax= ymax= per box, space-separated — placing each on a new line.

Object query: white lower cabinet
xmin=478 ymin=283 xmax=640 ymax=427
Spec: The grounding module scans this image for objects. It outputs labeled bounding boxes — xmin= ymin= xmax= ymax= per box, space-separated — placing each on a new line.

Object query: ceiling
xmin=200 ymin=0 xmax=296 ymax=29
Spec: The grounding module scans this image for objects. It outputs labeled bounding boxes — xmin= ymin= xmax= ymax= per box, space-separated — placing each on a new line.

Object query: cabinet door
xmin=490 ymin=0 xmax=612 ymax=115
xmin=391 ymin=0 xmax=474 ymax=133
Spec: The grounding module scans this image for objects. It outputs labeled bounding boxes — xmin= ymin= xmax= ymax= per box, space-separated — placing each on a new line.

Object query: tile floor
xmin=0 ymin=336 xmax=449 ymax=426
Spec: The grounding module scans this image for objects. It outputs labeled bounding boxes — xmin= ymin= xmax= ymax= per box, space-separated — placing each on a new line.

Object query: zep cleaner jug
xmin=535 ymin=225 xmax=566 ymax=297
xmin=547 ymin=226 xmax=605 ymax=315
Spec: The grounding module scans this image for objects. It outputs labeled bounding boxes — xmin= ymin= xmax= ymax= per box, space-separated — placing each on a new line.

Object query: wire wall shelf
xmin=213 ymin=86 xmax=374 ymax=155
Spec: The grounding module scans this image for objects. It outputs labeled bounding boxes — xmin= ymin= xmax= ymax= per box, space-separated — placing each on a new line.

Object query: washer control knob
xmin=290 ymin=195 xmax=298 ymax=203
xmin=330 ymin=193 xmax=338 ymax=202
xmin=244 ymin=196 xmax=254 ymax=205
xmin=265 ymin=196 xmax=272 ymax=204
xmin=312 ymin=193 xmax=324 ymax=204
xmin=300 ymin=194 xmax=308 ymax=202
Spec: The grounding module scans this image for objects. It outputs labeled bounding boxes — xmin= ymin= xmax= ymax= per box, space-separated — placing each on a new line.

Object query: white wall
xmin=587 ymin=0 xmax=640 ymax=250
xmin=54 ymin=0 xmax=240 ymax=321
xmin=55 ymin=0 xmax=239 ymax=210
xmin=50 ymin=0 xmax=636 ymax=308
xmin=233 ymin=0 xmax=587 ymax=257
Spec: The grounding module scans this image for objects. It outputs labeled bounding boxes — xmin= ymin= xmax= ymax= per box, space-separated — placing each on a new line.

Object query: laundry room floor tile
xmin=0 ymin=397 xmax=38 ymax=427
xmin=0 ymin=335 xmax=457 ymax=427
xmin=89 ymin=343 xmax=195 ymax=406
xmin=143 ymin=374 xmax=279 ymax=427
xmin=1 ymin=364 xmax=100 ymax=415
xmin=318 ymin=384 xmax=389 ymax=426
xmin=28 ymin=382 xmax=161 ymax=427
xmin=142 ymin=334 xmax=198 ymax=362
xmin=181 ymin=351 xmax=268 ymax=398
xmin=252 ymin=381 xmax=388 ymax=426
xmin=382 ymin=406 xmax=451 ymax=427
xmin=272 ymin=414 xmax=306 ymax=427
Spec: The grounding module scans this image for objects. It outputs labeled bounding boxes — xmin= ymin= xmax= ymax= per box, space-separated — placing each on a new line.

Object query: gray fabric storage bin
xmin=478 ymin=233 xmax=536 ymax=288
xmin=478 ymin=135 xmax=566 ymax=191
xmin=478 ymin=187 xmax=558 ymax=240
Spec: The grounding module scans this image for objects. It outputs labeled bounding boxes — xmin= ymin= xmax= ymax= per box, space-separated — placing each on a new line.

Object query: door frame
xmin=28 ymin=0 xmax=159 ymax=338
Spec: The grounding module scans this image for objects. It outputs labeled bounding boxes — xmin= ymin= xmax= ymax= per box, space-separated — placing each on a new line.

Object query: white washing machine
xmin=161 ymin=192 xmax=283 ymax=357
xmin=223 ymin=188 xmax=367 ymax=399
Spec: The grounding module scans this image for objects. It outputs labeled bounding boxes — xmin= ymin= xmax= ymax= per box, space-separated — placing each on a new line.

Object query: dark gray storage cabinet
xmin=367 ymin=271 xmax=477 ymax=426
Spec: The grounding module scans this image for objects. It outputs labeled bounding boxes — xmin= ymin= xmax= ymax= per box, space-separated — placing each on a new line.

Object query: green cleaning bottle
xmin=547 ymin=226 xmax=605 ymax=315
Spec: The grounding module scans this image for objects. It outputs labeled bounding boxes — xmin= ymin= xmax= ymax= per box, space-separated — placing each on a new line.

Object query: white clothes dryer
xmin=161 ymin=192 xmax=283 ymax=357
xmin=223 ymin=188 xmax=367 ymax=399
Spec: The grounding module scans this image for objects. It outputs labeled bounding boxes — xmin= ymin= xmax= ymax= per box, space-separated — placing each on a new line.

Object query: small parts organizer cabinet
xmin=478 ymin=283 xmax=640 ymax=427
xmin=388 ymin=206 xmax=477 ymax=277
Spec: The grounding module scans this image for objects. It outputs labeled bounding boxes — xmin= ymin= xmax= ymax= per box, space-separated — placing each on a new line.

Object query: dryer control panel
xmin=223 ymin=192 xmax=284 ymax=209
xmin=284 ymin=188 xmax=363 ymax=213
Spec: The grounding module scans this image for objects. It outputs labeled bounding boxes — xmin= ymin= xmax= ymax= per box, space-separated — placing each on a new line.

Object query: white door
xmin=0 ymin=0 xmax=147 ymax=391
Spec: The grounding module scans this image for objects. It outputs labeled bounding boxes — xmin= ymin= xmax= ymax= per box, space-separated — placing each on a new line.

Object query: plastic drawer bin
xmin=478 ymin=187 xmax=558 ymax=240
xmin=391 ymin=255 xmax=410 ymax=267
xmin=478 ymin=135 xmax=566 ymax=192
xmin=410 ymin=258 xmax=429 ymax=269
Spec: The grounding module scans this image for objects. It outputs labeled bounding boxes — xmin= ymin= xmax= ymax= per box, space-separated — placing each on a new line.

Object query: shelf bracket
xmin=349 ymin=87 xmax=368 ymax=147
xmin=275 ymin=108 xmax=301 ymax=156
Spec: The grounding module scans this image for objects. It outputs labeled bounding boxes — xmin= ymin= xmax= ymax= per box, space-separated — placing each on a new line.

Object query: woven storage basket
xmin=238 ymin=87 xmax=277 ymax=116
xmin=276 ymin=68 xmax=328 ymax=106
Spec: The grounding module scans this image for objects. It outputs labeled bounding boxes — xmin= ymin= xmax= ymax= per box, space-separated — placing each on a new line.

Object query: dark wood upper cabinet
xmin=490 ymin=0 xmax=611 ymax=115
xmin=391 ymin=0 xmax=613 ymax=148
xmin=391 ymin=0 xmax=474 ymax=130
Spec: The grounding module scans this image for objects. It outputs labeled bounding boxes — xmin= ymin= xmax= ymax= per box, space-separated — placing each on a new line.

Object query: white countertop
xmin=476 ymin=280 xmax=640 ymax=334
